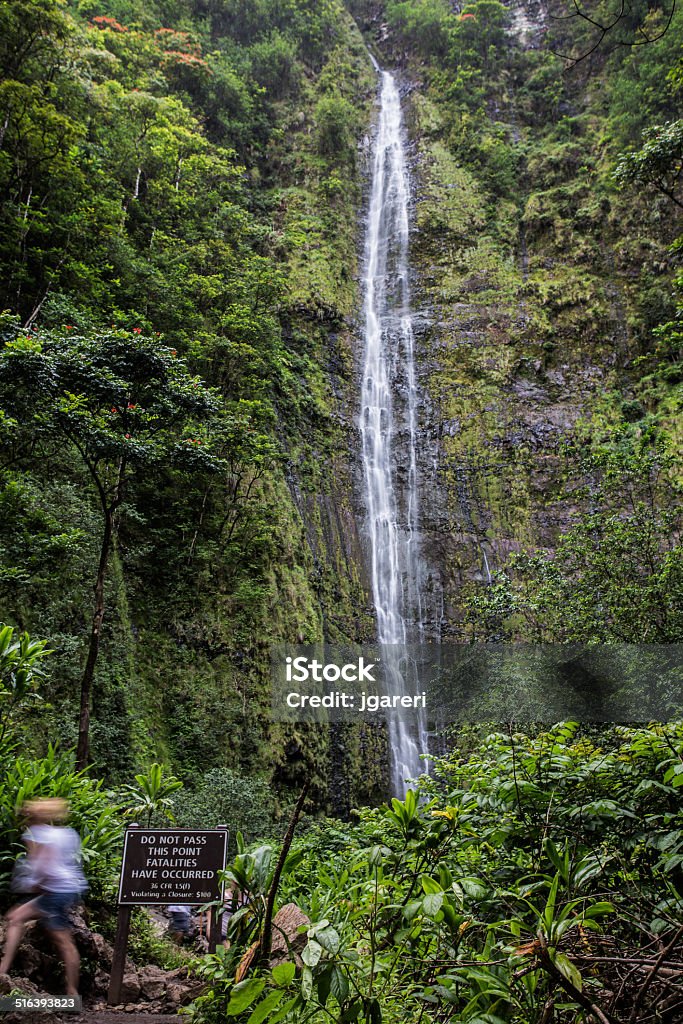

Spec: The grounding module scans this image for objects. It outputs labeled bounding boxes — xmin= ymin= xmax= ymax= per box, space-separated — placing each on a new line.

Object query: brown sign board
xmin=117 ymin=828 xmax=228 ymax=905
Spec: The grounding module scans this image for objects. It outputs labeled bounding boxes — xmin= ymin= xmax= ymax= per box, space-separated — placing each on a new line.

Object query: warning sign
xmin=117 ymin=828 xmax=228 ymax=905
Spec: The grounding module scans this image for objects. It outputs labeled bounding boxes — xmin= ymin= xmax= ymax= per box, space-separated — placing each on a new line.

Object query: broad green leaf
xmin=330 ymin=965 xmax=349 ymax=1004
xmin=340 ymin=999 xmax=361 ymax=1022
xmin=553 ymin=952 xmax=582 ymax=992
xmin=368 ymin=997 xmax=382 ymax=1024
xmin=246 ymin=989 xmax=283 ymax=1024
xmin=584 ymin=901 xmax=615 ymax=918
xmin=302 ymin=940 xmax=323 ymax=967
xmin=316 ymin=925 xmax=340 ymax=954
xmin=271 ymin=963 xmax=296 ymax=988
xmin=301 ymin=966 xmax=313 ymax=1001
xmin=423 ymin=893 xmax=444 ymax=917
xmin=421 ymin=875 xmax=442 ymax=895
xmin=315 ymin=964 xmax=332 ymax=1007
xmin=403 ymin=899 xmax=423 ymax=921
xmin=267 ymin=995 xmax=300 ymax=1024
xmin=227 ymin=979 xmax=266 ymax=1015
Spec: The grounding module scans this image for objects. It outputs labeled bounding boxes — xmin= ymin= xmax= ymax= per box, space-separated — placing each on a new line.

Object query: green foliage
xmin=126 ymin=906 xmax=190 ymax=970
xmin=249 ymin=34 xmax=302 ymax=100
xmin=614 ymin=119 xmax=683 ymax=208
xmin=0 ymin=0 xmax=375 ymax=793
xmin=0 ymin=326 xmax=222 ymax=484
xmin=386 ymin=0 xmax=453 ymax=59
xmin=173 ymin=768 xmax=277 ymax=848
xmin=314 ymin=95 xmax=356 ymax=161
xmin=0 ymin=624 xmax=51 ymax=747
xmin=606 ymin=5 xmax=683 ymax=145
xmin=0 ymin=744 xmax=124 ymax=902
xmin=465 ymin=441 xmax=683 ymax=642
xmin=119 ymin=761 xmax=183 ymax=826
xmin=187 ymin=723 xmax=683 ymax=1023
xmin=0 ymin=322 xmax=226 ymax=761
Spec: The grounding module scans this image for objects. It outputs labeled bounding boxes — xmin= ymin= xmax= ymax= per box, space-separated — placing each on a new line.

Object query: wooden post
xmin=108 ymin=823 xmax=138 ymax=1006
xmin=208 ymin=904 xmax=219 ymax=953
xmin=107 ymin=905 xmax=132 ymax=1005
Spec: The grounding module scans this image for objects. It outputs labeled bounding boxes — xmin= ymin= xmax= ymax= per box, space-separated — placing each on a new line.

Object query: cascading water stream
xmin=359 ymin=63 xmax=429 ymax=795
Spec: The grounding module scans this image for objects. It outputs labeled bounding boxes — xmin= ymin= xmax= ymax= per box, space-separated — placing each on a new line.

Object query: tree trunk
xmin=259 ymin=780 xmax=310 ymax=961
xmin=76 ymin=507 xmax=114 ymax=770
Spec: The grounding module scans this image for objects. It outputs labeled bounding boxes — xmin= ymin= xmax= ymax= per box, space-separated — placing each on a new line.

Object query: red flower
xmin=125 ymin=433 xmax=131 ymax=439
xmin=92 ymin=15 xmax=128 ymax=32
xmin=111 ymin=407 xmax=117 ymax=414
xmin=65 ymin=325 xmax=74 ymax=330
xmin=133 ymin=327 xmax=142 ymax=334
xmin=127 ymin=403 xmax=137 ymax=410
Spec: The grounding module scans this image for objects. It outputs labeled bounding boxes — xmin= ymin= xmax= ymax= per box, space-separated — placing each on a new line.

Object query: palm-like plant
xmin=0 ymin=624 xmax=51 ymax=746
xmin=120 ymin=762 xmax=183 ymax=827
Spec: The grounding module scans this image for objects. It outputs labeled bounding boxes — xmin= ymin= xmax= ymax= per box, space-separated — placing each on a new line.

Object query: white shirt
xmin=25 ymin=825 xmax=86 ymax=894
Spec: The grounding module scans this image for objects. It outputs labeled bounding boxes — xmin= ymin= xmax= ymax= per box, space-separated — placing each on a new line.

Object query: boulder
xmin=88 ymin=931 xmax=114 ymax=964
xmin=118 ymin=972 xmax=141 ymax=1003
xmin=237 ymin=903 xmax=311 ymax=980
xmin=165 ymin=965 xmax=190 ymax=981
xmin=92 ymin=968 xmax=110 ymax=995
xmin=270 ymin=903 xmax=310 ymax=963
xmin=165 ymin=981 xmax=191 ymax=1007
xmin=138 ymin=963 xmax=167 ymax=1001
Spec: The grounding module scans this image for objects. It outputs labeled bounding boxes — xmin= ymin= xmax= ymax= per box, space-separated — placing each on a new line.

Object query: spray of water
xmin=359 ymin=66 xmax=429 ymax=795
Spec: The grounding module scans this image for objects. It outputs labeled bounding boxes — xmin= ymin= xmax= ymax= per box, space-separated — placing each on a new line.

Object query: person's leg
xmin=47 ymin=930 xmax=79 ymax=996
xmin=0 ymin=900 xmax=42 ymax=974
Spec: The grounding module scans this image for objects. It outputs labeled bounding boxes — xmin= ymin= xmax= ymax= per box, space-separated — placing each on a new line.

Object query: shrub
xmin=172 ymin=768 xmax=277 ymax=850
xmin=314 ymin=95 xmax=356 ymax=161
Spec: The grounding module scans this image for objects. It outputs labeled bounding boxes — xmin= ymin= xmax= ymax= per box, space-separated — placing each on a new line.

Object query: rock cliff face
xmin=372 ymin=0 xmax=680 ymax=639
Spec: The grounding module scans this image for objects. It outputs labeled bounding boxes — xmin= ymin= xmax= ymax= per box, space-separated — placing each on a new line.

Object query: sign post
xmin=108 ymin=904 xmax=133 ymax=1006
xmin=108 ymin=824 xmax=229 ymax=1005
xmin=108 ymin=823 xmax=138 ymax=1008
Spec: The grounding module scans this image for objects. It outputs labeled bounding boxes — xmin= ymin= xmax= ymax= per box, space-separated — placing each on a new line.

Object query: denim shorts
xmin=36 ymin=892 xmax=78 ymax=931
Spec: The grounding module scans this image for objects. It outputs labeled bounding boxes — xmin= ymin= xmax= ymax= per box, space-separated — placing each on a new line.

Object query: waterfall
xmin=359 ymin=65 xmax=429 ymax=794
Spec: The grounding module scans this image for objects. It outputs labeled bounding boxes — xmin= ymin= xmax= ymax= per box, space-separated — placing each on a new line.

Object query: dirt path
xmin=73 ymin=1015 xmax=181 ymax=1023
xmin=13 ymin=1015 xmax=180 ymax=1024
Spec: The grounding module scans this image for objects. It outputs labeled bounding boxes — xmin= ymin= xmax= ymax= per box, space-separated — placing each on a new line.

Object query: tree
xmin=0 ymin=324 xmax=222 ymax=767
xmin=614 ymin=119 xmax=683 ymax=208
xmin=548 ymin=0 xmax=677 ymax=68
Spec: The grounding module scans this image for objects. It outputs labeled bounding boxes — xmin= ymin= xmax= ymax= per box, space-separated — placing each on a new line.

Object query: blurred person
xmin=0 ymin=798 xmax=87 ymax=995
xmin=166 ymin=904 xmax=193 ymax=942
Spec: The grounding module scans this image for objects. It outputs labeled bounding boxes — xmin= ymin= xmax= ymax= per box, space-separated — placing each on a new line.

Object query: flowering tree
xmin=0 ymin=324 xmax=222 ymax=766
